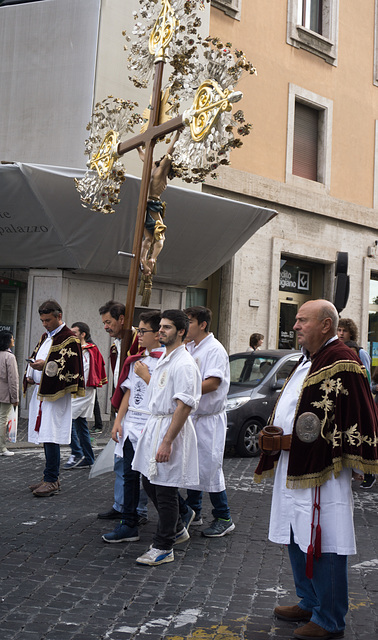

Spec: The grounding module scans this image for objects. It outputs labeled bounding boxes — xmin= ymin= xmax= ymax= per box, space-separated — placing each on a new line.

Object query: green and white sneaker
xmin=202 ymin=518 xmax=235 ymax=537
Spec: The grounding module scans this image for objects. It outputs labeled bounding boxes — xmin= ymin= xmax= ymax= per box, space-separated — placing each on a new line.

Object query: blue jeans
xmin=288 ymin=530 xmax=348 ymax=633
xmin=70 ymin=417 xmax=95 ymax=465
xmin=183 ymin=489 xmax=231 ymax=520
xmin=43 ymin=443 xmax=60 ymax=482
xmin=113 ymin=454 xmax=124 ymax=512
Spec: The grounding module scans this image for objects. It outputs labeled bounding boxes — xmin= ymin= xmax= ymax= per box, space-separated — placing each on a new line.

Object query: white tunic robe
xmin=185 ymin=333 xmax=230 ymax=492
xmin=71 ymin=349 xmax=95 ymax=420
xmin=114 ymin=347 xmax=164 ymax=456
xmin=27 ymin=324 xmax=72 ymax=445
xmin=132 ymin=344 xmax=201 ymax=487
xmin=268 ymin=356 xmax=357 ymax=556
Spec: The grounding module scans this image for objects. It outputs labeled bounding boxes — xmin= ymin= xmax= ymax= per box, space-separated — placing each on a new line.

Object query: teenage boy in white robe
xmin=132 ymin=309 xmax=201 ymax=566
xmin=180 ymin=306 xmax=234 ymax=538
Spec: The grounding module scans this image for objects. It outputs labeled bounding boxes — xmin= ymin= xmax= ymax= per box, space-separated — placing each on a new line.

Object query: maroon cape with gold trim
xmin=23 ymin=325 xmax=85 ymax=402
xmin=254 ymin=340 xmax=378 ymax=488
xmin=85 ymin=343 xmax=108 ymax=388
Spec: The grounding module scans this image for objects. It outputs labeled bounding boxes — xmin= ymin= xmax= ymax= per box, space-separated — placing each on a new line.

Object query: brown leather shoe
xmin=29 ymin=479 xmax=61 ymax=492
xmin=33 ymin=480 xmax=60 ymax=497
xmin=294 ymin=621 xmax=344 ymax=639
xmin=29 ymin=479 xmax=44 ymax=492
xmin=274 ymin=604 xmax=312 ymax=622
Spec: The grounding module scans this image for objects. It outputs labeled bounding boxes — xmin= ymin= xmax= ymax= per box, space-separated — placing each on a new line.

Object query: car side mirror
xmin=271 ymin=378 xmax=286 ymax=390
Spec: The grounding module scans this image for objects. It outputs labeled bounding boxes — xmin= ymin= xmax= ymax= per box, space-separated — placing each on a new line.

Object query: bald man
xmin=255 ymin=300 xmax=378 ymax=640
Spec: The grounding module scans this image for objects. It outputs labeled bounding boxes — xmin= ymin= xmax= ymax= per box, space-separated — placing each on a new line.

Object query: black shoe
xmin=360 ymin=476 xmax=376 ymax=489
xmin=90 ymin=425 xmax=103 ymax=433
xmin=97 ymin=507 xmax=123 ymax=520
xmin=72 ymin=459 xmax=92 ymax=469
xmin=138 ymin=515 xmax=148 ymax=526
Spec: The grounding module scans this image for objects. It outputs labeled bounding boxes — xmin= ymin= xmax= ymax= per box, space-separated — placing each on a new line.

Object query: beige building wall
xmin=208 ymin=1 xmax=378 ymax=353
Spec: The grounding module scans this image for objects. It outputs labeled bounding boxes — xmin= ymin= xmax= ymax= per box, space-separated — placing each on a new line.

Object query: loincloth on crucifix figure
xmin=141 ymin=195 xmax=167 ymax=277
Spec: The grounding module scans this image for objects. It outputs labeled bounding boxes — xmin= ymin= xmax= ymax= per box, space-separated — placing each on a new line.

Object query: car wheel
xmin=235 ymin=418 xmax=263 ymax=457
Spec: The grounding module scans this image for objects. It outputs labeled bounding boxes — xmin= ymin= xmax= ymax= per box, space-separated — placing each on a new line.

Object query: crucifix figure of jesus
xmin=137 ymin=130 xmax=180 ymax=277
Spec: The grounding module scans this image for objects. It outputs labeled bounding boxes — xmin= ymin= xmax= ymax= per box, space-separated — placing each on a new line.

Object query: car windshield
xmin=229 ymin=354 xmax=279 ymax=387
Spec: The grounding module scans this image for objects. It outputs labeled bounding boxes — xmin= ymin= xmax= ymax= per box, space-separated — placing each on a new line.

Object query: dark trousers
xmin=121 ymin=437 xmax=140 ymax=528
xmin=142 ymin=475 xmax=180 ymax=550
xmin=93 ymin=391 xmax=103 ymax=428
xmin=43 ymin=443 xmax=60 ymax=482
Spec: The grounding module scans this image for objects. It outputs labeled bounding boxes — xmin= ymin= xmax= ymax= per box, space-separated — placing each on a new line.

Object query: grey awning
xmin=0 ymin=163 xmax=276 ymax=285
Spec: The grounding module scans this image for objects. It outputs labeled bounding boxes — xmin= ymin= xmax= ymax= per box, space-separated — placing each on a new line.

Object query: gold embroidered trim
xmin=287 ymin=454 xmax=378 ymax=489
xmin=254 ymin=461 xmax=278 ymax=484
xmin=305 ymin=360 xmax=366 ymax=387
xmin=37 ymin=383 xmax=85 ymax=402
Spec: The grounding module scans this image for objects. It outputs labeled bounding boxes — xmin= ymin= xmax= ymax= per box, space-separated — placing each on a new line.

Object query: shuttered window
xmin=292 ymin=101 xmax=319 ymax=181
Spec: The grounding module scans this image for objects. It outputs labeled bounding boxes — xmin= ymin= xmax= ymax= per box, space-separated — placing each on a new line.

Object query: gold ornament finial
xmin=149 ymin=0 xmax=179 ymax=60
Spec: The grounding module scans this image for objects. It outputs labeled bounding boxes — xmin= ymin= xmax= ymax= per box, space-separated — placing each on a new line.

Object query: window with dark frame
xmin=292 ymin=101 xmax=319 ymax=182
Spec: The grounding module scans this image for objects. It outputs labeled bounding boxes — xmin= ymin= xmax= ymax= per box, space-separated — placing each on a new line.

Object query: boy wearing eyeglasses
xmin=101 ymin=310 xmax=164 ymax=543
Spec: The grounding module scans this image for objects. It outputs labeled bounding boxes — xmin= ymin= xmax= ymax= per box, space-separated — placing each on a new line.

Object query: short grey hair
xmin=318 ymin=301 xmax=339 ymax=332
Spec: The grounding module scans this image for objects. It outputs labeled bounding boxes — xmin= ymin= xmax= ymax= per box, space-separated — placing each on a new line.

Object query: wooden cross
xmin=116 ymin=4 xmax=185 ymax=365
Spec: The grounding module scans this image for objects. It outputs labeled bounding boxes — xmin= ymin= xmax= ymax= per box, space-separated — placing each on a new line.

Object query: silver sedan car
xmin=225 ymin=349 xmax=302 ymax=457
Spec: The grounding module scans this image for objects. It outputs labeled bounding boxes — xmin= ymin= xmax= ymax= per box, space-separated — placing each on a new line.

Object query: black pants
xmin=121 ymin=437 xmax=140 ymax=528
xmin=142 ymin=476 xmax=181 ymax=550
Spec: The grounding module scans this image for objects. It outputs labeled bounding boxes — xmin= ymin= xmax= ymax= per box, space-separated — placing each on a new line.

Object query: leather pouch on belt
xmin=258 ymin=425 xmax=291 ymax=455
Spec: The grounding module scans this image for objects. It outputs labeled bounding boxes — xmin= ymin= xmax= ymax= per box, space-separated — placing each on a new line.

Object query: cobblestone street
xmin=0 ymin=438 xmax=377 ymax=640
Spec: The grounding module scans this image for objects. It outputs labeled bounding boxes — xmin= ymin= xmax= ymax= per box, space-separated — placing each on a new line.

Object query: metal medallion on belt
xmin=296 ymin=412 xmax=321 ymax=443
xmin=45 ymin=361 xmax=59 ymax=377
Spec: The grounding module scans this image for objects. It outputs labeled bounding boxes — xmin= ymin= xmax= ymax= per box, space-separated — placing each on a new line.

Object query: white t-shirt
xmin=114 ymin=347 xmax=164 ymax=454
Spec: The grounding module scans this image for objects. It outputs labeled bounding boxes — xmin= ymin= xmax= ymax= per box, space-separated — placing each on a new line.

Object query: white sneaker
xmin=174 ymin=527 xmax=190 ymax=545
xmin=0 ymin=449 xmax=14 ymax=456
xmin=136 ymin=547 xmax=174 ymax=566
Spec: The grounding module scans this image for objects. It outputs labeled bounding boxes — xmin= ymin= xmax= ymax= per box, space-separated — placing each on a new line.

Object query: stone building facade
xmin=205 ymin=0 xmax=378 ymax=362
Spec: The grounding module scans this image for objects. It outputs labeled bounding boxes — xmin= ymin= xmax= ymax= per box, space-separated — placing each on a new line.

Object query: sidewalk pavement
xmin=0 ymin=428 xmax=377 ymax=640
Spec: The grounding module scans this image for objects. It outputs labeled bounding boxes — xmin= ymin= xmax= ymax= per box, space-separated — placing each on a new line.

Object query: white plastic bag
xmin=7 ymin=406 xmax=18 ymax=443
xmin=89 ymin=438 xmax=115 ymax=479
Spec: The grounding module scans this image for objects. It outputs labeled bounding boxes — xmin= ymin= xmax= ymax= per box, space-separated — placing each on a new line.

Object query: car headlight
xmin=226 ymin=396 xmax=251 ymax=411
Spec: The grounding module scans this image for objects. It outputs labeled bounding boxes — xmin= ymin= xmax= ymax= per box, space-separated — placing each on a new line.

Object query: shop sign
xmin=280 ymin=265 xmax=311 ymax=293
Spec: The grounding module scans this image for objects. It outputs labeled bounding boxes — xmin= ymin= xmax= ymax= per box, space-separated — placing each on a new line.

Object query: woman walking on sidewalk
xmin=0 ymin=330 xmax=19 ymax=457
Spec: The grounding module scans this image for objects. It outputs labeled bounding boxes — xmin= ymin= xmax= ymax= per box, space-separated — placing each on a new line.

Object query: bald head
xmin=294 ymin=299 xmax=339 ymax=356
